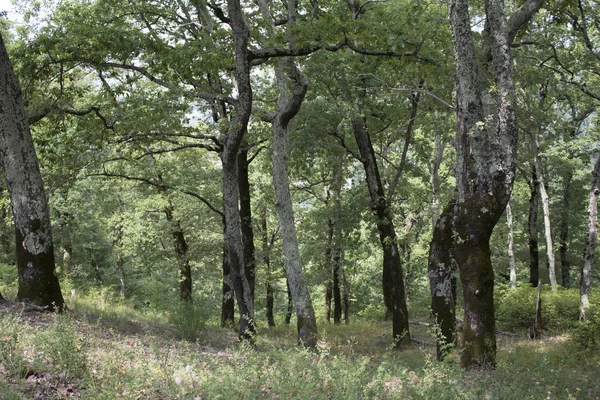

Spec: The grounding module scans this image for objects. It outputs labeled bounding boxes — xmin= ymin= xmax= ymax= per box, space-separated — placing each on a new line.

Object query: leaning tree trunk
xmin=447 ymin=0 xmax=542 ymax=369
xmin=580 ymin=157 xmax=600 ymax=320
xmin=0 ymin=33 xmax=64 ymax=310
xmin=528 ymin=166 xmax=540 ymax=287
xmin=428 ymin=201 xmax=456 ymax=360
xmin=223 ymin=0 xmax=255 ymax=341
xmin=532 ymin=132 xmax=557 ymax=290
xmin=352 ymin=117 xmax=410 ymax=347
xmin=507 ymin=201 xmax=517 ymax=289
xmin=272 ymin=58 xmax=317 ymax=347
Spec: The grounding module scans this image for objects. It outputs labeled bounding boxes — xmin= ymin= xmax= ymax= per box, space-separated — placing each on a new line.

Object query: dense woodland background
xmin=1 ymin=0 xmax=600 ymax=397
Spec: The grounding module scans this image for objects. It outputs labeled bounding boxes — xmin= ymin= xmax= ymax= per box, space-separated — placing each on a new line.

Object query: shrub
xmin=496 ymin=286 xmax=586 ymax=333
xmin=168 ymin=301 xmax=209 ymax=342
xmin=571 ymin=306 xmax=600 ymax=351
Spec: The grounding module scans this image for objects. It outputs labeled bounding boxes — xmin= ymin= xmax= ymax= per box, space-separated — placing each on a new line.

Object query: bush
xmin=571 ymin=306 xmax=600 ymax=351
xmin=168 ymin=301 xmax=209 ymax=342
xmin=496 ymin=286 xmax=585 ymax=333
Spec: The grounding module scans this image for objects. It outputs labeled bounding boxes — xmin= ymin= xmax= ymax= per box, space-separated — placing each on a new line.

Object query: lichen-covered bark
xmin=0 ymin=33 xmax=64 ymax=310
xmin=238 ymin=148 xmax=256 ymax=298
xmin=507 ymin=201 xmax=517 ymax=289
xmin=580 ymin=157 xmax=600 ymax=320
xmin=223 ymin=0 xmax=255 ymax=341
xmin=428 ymin=201 xmax=456 ymax=360
xmin=272 ymin=57 xmax=317 ymax=347
xmin=447 ymin=0 xmax=542 ymax=369
xmin=352 ymin=117 xmax=410 ymax=347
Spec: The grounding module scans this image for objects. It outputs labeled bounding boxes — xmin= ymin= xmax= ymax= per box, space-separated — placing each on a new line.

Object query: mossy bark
xmin=428 ymin=201 xmax=456 ymax=360
xmin=352 ymin=117 xmax=410 ymax=347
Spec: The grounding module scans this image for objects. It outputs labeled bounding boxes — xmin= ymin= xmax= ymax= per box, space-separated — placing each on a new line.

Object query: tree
xmin=446 ymin=0 xmax=543 ymax=369
xmin=0 ymin=32 xmax=64 ymax=310
xmin=580 ymin=156 xmax=600 ymax=320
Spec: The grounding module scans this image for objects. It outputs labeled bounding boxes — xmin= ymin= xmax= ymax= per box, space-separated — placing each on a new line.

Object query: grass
xmin=1 ymin=296 xmax=600 ymax=399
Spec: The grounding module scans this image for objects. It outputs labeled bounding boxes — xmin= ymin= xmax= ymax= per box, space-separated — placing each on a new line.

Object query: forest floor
xmin=1 ymin=297 xmax=599 ymax=399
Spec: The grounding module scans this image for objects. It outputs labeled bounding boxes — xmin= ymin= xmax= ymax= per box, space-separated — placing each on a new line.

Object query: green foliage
xmin=33 ymin=314 xmax=88 ymax=381
xmin=167 ymin=301 xmax=211 ymax=342
xmin=496 ymin=286 xmax=593 ymax=333
xmin=571 ymin=306 xmax=600 ymax=351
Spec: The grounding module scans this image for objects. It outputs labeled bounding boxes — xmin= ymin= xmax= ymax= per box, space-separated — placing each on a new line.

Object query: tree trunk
xmin=342 ymin=269 xmax=350 ymax=324
xmin=447 ymin=0 xmax=542 ymax=369
xmin=272 ymin=58 xmax=317 ymax=347
xmin=532 ymin=132 xmax=557 ymax=290
xmin=559 ymin=170 xmax=572 ymax=287
xmin=324 ymin=217 xmax=334 ymax=323
xmin=528 ymin=166 xmax=540 ymax=287
xmin=221 ymin=217 xmax=235 ymax=328
xmin=325 ymin=280 xmax=332 ymax=323
xmin=429 ymin=122 xmax=447 ymax=231
xmin=164 ymin=205 xmax=192 ymax=302
xmin=332 ymin=166 xmax=344 ymax=325
xmin=428 ymin=201 xmax=456 ymax=360
xmin=352 ymin=117 xmax=410 ymax=347
xmin=224 ymin=0 xmax=255 ymax=341
xmin=238 ymin=148 xmax=256 ymax=299
xmin=0 ymin=33 xmax=64 ymax=311
xmin=507 ymin=201 xmax=517 ymax=289
xmin=260 ymin=210 xmax=276 ymax=327
xmin=580 ymin=157 xmax=600 ymax=320
xmin=285 ymin=278 xmax=293 ymax=325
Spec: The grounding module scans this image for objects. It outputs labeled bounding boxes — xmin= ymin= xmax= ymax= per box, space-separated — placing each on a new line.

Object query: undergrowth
xmin=0 ymin=295 xmax=599 ymax=399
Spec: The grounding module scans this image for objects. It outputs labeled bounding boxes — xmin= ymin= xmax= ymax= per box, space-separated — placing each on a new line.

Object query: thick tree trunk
xmin=447 ymin=0 xmax=542 ymax=369
xmin=528 ymin=167 xmax=540 ymax=287
xmin=0 ymin=33 xmax=64 ymax=311
xmin=221 ymin=217 xmax=235 ymax=329
xmin=224 ymin=0 xmax=255 ymax=341
xmin=352 ymin=117 xmax=410 ymax=347
xmin=580 ymin=157 xmax=600 ymax=320
xmin=532 ymin=132 xmax=557 ymax=290
xmin=428 ymin=201 xmax=456 ymax=360
xmin=507 ymin=201 xmax=517 ymax=289
xmin=260 ymin=210 xmax=276 ymax=327
xmin=272 ymin=59 xmax=317 ymax=347
xmin=238 ymin=148 xmax=256 ymax=299
xmin=559 ymin=171 xmax=572 ymax=287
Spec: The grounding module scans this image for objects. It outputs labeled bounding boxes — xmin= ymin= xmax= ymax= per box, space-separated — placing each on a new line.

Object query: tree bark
xmin=221 ymin=217 xmax=235 ymax=328
xmin=507 ymin=201 xmax=517 ymax=289
xmin=559 ymin=170 xmax=572 ymax=287
xmin=332 ymin=166 xmax=344 ymax=325
xmin=324 ymin=217 xmax=334 ymax=323
xmin=528 ymin=166 xmax=540 ymax=287
xmin=272 ymin=58 xmax=317 ymax=347
xmin=447 ymin=0 xmax=542 ymax=369
xmin=285 ymin=278 xmax=293 ymax=325
xmin=580 ymin=157 xmax=600 ymax=320
xmin=238 ymin=148 xmax=256 ymax=299
xmin=352 ymin=117 xmax=410 ymax=347
xmin=0 ymin=33 xmax=64 ymax=311
xmin=532 ymin=132 xmax=557 ymax=290
xmin=260 ymin=210 xmax=276 ymax=327
xmin=428 ymin=201 xmax=456 ymax=360
xmin=163 ymin=204 xmax=193 ymax=302
xmin=223 ymin=0 xmax=255 ymax=341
